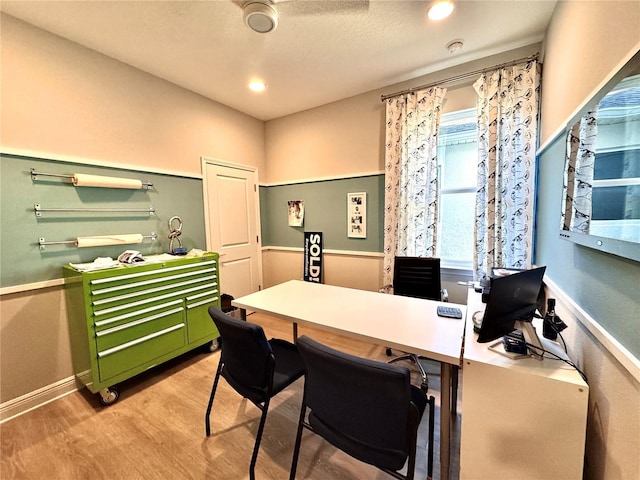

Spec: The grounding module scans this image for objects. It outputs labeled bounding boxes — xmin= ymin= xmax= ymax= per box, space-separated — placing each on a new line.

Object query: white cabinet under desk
xmin=460 ymin=289 xmax=589 ymax=480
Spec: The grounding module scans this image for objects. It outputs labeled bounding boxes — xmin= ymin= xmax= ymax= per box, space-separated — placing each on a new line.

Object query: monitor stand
xmin=515 ymin=320 xmax=544 ymax=360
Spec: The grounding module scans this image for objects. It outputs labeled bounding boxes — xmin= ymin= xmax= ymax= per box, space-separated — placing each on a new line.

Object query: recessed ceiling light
xmin=427 ymin=0 xmax=455 ymax=21
xmin=248 ymin=80 xmax=266 ymax=92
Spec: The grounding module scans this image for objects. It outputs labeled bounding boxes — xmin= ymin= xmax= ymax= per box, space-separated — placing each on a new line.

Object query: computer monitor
xmin=476 ymin=266 xmax=547 ymax=348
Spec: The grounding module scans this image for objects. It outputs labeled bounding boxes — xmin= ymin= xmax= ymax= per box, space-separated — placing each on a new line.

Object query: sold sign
xmin=304 ymin=232 xmax=323 ymax=283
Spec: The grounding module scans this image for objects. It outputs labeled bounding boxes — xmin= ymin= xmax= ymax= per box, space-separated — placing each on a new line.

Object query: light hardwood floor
xmin=1 ymin=312 xmax=461 ymax=479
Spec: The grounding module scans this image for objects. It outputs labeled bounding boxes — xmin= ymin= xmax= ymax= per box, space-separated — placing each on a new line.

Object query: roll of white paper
xmin=75 ymin=234 xmax=144 ymax=248
xmin=72 ymin=173 xmax=143 ymax=189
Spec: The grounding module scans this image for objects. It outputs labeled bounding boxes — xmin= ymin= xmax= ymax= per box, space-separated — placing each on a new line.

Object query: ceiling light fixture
xmin=427 ymin=0 xmax=455 ymax=21
xmin=243 ymin=2 xmax=278 ymax=33
xmin=248 ymin=80 xmax=266 ymax=92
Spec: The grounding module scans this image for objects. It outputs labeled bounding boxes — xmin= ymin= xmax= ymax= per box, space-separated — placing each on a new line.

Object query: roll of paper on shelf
xmin=72 ymin=173 xmax=143 ymax=189
xmin=75 ymin=234 xmax=144 ymax=248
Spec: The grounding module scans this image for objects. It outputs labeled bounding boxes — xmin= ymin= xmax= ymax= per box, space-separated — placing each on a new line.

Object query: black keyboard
xmin=437 ymin=306 xmax=463 ymax=319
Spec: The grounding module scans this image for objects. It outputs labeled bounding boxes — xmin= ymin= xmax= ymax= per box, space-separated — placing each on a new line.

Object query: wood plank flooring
xmin=1 ymin=312 xmax=461 ymax=479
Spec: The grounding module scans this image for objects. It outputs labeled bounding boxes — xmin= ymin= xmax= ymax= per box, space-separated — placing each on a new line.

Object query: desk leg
xmin=440 ymin=363 xmax=451 ymax=480
xmin=451 ymin=366 xmax=459 ymax=416
xmin=239 ymin=308 xmax=247 ymax=321
xmin=293 ymin=322 xmax=298 ymax=341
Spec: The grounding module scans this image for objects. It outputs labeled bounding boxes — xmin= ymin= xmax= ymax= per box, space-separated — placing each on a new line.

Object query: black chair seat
xmin=308 ymin=411 xmax=410 ymax=471
xmin=270 ymin=339 xmax=306 ymax=393
xmin=220 ymin=337 xmax=304 ymax=405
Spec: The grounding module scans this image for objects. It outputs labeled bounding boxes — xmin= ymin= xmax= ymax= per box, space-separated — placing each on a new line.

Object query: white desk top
xmin=233 ymin=279 xmax=467 ymax=366
xmin=464 ymin=288 xmax=588 ymax=387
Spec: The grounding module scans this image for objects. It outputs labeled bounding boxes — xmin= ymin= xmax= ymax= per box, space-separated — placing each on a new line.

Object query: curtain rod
xmin=380 ymin=53 xmax=539 ymax=102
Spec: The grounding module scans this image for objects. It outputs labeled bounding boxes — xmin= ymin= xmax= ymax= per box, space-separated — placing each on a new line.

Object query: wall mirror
xmin=560 ymin=49 xmax=640 ymax=262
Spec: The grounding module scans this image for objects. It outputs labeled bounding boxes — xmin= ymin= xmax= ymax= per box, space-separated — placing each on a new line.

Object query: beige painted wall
xmin=0 ymin=14 xmax=265 ymax=174
xmin=264 ymin=44 xmax=540 ymax=185
xmin=539 ymin=0 xmax=640 ymax=145
xmin=262 ymin=249 xmax=383 ymax=292
xmin=1 ymin=287 xmax=71 ymax=401
xmin=548 ymin=282 xmax=640 ymax=480
xmin=261 ymin=249 xmax=470 ymax=304
xmin=0 ymin=13 xmax=265 ymax=405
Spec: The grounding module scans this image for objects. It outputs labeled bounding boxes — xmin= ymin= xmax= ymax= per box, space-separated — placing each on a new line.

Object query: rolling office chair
xmin=382 ymin=256 xmax=447 ymax=393
xmin=205 ymin=307 xmax=305 ymax=480
xmin=289 ymin=335 xmax=435 ymax=480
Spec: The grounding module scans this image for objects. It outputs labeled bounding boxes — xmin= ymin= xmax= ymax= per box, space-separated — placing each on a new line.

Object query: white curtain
xmin=383 ymin=87 xmax=447 ymax=286
xmin=561 ymin=110 xmax=598 ymax=233
xmin=473 ymin=60 xmax=541 ymax=279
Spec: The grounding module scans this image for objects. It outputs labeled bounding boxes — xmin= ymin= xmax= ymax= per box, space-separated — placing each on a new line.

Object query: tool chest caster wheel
xmin=99 ymin=387 xmax=120 ymax=406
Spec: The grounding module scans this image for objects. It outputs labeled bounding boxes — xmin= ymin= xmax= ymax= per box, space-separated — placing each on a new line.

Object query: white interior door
xmin=202 ymin=158 xmax=262 ymax=299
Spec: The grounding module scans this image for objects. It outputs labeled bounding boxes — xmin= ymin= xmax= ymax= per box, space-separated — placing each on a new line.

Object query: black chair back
xmin=393 ymin=256 xmax=442 ymax=300
xmin=295 ymin=335 xmax=423 ymax=473
xmin=206 ymin=307 xmax=305 ymax=480
xmin=208 ymin=306 xmax=274 ymax=403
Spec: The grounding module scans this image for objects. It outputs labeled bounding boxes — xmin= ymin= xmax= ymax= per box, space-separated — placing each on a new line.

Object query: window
xmin=436 ymin=108 xmax=477 ymax=269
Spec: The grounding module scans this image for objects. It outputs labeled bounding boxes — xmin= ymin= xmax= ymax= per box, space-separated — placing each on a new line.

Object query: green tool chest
xmin=63 ymin=253 xmax=220 ymax=404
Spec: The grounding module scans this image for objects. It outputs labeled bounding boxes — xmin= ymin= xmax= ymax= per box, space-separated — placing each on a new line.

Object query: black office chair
xmin=382 ymin=256 xmax=447 ymax=392
xmin=290 ymin=335 xmax=435 ymax=480
xmin=205 ymin=307 xmax=305 ymax=480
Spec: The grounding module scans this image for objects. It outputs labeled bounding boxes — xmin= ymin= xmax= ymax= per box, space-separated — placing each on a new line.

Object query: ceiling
xmin=0 ymin=0 xmax=557 ymax=121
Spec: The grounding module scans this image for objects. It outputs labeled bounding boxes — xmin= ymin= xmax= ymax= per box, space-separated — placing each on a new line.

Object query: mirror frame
xmin=559 ymin=48 xmax=640 ymax=263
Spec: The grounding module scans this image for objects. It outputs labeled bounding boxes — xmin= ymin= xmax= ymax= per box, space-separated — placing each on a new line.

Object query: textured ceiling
xmin=0 ymin=0 xmax=557 ymax=120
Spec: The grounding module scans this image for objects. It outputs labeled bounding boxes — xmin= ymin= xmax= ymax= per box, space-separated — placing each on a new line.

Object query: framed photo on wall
xmin=347 ymin=192 xmax=366 ymax=238
xmin=288 ymin=200 xmax=304 ymax=227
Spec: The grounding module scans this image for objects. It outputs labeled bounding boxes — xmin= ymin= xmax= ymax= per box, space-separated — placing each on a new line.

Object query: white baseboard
xmin=0 ymin=376 xmax=79 ymax=424
xmin=544 ymin=276 xmax=640 ymax=383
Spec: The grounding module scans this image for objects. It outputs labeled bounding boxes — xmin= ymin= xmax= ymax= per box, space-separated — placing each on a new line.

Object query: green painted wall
xmin=0 ymin=153 xmax=206 ymax=287
xmin=535 ymin=136 xmax=640 ymax=358
xmin=260 ymin=175 xmax=384 ymax=252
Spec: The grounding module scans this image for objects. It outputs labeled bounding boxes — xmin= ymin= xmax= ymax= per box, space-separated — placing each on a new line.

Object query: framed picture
xmin=347 ymin=192 xmax=366 ymax=238
xmin=288 ymin=200 xmax=304 ymax=227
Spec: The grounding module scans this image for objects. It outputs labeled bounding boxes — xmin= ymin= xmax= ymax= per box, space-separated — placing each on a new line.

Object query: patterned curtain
xmin=473 ymin=60 xmax=541 ymax=279
xmin=383 ymin=87 xmax=447 ymax=286
xmin=561 ymin=110 xmax=598 ymax=233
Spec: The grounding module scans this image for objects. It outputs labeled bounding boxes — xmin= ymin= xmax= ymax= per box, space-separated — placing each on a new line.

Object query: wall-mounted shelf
xmin=34 ymin=204 xmax=156 ymax=217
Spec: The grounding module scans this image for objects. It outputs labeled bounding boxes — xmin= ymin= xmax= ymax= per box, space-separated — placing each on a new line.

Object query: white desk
xmin=232 ymin=279 xmax=467 ymax=480
xmin=459 ymin=289 xmax=589 ymax=479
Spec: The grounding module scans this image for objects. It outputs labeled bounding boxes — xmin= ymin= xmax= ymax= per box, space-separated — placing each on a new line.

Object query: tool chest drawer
xmin=97 ymin=322 xmax=187 ymax=382
xmin=64 ymin=253 xmax=220 ymax=404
